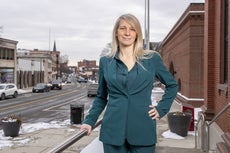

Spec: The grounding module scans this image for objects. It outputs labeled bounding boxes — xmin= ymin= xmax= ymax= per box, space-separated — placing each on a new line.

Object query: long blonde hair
xmin=108 ymin=14 xmax=153 ymax=60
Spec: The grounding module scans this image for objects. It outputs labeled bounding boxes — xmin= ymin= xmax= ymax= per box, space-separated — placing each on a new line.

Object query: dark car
xmin=32 ymin=83 xmax=50 ymax=93
xmin=51 ymin=80 xmax=62 ymax=90
xmin=77 ymin=78 xmax=88 ymax=83
xmin=87 ymin=83 xmax=98 ymax=97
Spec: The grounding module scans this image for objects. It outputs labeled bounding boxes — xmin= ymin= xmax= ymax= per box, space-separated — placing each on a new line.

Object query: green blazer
xmin=83 ymin=52 xmax=178 ymax=146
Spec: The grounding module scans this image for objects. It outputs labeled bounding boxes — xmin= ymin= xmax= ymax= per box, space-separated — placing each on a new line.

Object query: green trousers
xmin=103 ymin=140 xmax=155 ymax=153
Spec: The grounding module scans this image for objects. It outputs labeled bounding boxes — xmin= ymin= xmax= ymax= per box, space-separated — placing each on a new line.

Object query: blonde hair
xmin=108 ymin=14 xmax=146 ymax=57
xmin=106 ymin=14 xmax=155 ymax=69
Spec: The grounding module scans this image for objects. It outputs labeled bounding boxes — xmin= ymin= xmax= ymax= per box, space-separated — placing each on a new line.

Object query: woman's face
xmin=117 ymin=19 xmax=137 ymax=47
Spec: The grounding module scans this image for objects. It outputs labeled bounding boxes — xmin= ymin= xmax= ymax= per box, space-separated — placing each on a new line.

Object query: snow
xmin=0 ymin=120 xmax=70 ymax=149
xmin=162 ymin=130 xmax=195 ymax=140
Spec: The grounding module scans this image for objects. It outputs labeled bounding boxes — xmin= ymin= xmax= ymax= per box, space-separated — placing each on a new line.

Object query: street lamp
xmin=144 ymin=0 xmax=150 ymax=50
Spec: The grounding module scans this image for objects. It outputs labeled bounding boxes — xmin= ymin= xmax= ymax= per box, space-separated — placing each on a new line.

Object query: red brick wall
xmin=78 ymin=60 xmax=96 ymax=69
xmin=161 ymin=3 xmax=204 ymax=107
xmin=204 ymin=0 xmax=230 ymax=132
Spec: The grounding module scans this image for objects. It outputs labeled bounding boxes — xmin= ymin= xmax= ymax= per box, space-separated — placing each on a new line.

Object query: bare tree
xmin=100 ymin=43 xmax=111 ymax=57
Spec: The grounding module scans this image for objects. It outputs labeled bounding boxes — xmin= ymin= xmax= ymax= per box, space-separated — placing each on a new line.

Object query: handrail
xmin=47 ymin=119 xmax=102 ymax=153
xmin=206 ymin=103 xmax=230 ymax=151
xmin=195 ymin=111 xmax=205 ymax=149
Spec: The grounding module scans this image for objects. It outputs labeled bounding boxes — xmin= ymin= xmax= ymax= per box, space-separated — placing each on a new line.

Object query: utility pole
xmin=49 ymin=28 xmax=51 ymax=51
xmin=0 ymin=26 xmax=3 ymax=38
xmin=144 ymin=0 xmax=150 ymax=50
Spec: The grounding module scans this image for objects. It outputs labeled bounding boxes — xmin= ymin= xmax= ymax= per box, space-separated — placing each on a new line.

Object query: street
xmin=0 ymin=83 xmax=94 ymax=126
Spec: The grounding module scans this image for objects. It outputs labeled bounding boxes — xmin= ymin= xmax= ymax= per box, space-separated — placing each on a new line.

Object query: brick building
xmin=77 ymin=59 xmax=98 ymax=81
xmin=201 ymin=0 xmax=230 ymax=150
xmin=160 ymin=3 xmax=205 ymax=108
xmin=78 ymin=59 xmax=97 ymax=71
xmin=160 ymin=1 xmax=230 ymax=151
xmin=203 ymin=0 xmax=230 ymax=131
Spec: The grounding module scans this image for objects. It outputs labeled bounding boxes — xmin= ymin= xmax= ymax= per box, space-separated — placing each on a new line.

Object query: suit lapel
xmin=106 ymin=57 xmax=150 ymax=95
xmin=107 ymin=58 xmax=127 ymax=94
xmin=129 ymin=64 xmax=148 ymax=94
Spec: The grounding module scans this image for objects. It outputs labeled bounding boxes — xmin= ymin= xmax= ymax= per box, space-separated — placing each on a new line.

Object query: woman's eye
xmin=130 ymin=28 xmax=136 ymax=31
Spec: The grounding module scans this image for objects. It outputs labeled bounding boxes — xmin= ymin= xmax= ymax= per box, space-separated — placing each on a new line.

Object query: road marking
xmin=43 ymin=95 xmax=86 ymax=111
xmin=0 ymin=90 xmax=79 ymax=112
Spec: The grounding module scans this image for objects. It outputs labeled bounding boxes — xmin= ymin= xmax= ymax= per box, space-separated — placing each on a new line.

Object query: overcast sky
xmin=0 ymin=0 xmax=204 ymax=66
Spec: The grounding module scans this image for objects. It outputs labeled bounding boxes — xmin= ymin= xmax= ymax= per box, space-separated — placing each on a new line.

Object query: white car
xmin=87 ymin=83 xmax=98 ymax=97
xmin=0 ymin=83 xmax=18 ymax=100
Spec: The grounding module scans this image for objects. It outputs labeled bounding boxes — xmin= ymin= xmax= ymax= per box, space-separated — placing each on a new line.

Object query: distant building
xmin=17 ymin=49 xmax=53 ymax=88
xmin=17 ymin=44 xmax=61 ymax=88
xmin=77 ymin=59 xmax=98 ymax=81
xmin=0 ymin=38 xmax=18 ymax=84
xmin=30 ymin=49 xmax=61 ymax=79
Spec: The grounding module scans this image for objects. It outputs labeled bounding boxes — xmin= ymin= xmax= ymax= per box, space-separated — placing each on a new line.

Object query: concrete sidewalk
xmin=0 ymin=89 xmax=204 ymax=153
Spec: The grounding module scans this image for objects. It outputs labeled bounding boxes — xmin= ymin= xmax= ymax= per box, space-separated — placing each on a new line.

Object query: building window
xmin=0 ymin=48 xmax=14 ymax=60
xmin=220 ymin=0 xmax=228 ymax=84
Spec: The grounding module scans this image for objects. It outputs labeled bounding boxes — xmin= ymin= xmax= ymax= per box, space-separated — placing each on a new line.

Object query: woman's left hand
xmin=148 ymin=105 xmax=160 ymax=119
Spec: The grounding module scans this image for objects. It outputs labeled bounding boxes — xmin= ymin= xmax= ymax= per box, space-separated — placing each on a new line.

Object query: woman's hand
xmin=80 ymin=124 xmax=92 ymax=135
xmin=148 ymin=105 xmax=160 ymax=119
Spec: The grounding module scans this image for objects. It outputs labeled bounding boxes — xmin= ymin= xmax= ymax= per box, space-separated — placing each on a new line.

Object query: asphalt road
xmin=0 ymin=83 xmax=94 ymax=126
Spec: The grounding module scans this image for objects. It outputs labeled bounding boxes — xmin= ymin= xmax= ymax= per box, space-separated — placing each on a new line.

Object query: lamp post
xmin=144 ymin=0 xmax=150 ymax=50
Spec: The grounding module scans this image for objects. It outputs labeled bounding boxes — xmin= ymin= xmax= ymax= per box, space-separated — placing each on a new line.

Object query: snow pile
xmin=0 ymin=119 xmax=70 ymax=149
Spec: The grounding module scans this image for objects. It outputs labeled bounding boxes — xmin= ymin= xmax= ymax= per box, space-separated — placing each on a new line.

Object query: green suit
xmin=83 ymin=52 xmax=178 ymax=146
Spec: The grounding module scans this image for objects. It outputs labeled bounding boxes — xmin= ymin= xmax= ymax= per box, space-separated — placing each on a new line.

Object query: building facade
xmin=0 ymin=38 xmax=18 ymax=84
xmin=202 ymin=1 xmax=230 ymax=150
xmin=17 ymin=49 xmax=53 ymax=88
xmin=161 ymin=1 xmax=230 ymax=151
xmin=29 ymin=49 xmax=61 ymax=80
xmin=17 ymin=49 xmax=60 ymax=88
xmin=77 ymin=59 xmax=98 ymax=81
xmin=160 ymin=3 xmax=205 ymax=108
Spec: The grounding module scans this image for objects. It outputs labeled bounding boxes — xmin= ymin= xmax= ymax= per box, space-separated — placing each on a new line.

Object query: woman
xmin=80 ymin=13 xmax=178 ymax=153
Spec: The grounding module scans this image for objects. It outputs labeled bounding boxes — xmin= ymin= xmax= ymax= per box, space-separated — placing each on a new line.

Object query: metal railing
xmin=206 ymin=103 xmax=230 ymax=151
xmin=47 ymin=119 xmax=102 ymax=153
xmin=195 ymin=111 xmax=205 ymax=149
xmin=195 ymin=103 xmax=230 ymax=152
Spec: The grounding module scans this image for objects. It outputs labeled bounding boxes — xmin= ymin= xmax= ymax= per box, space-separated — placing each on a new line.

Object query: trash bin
xmin=70 ymin=104 xmax=84 ymax=124
xmin=167 ymin=111 xmax=192 ymax=137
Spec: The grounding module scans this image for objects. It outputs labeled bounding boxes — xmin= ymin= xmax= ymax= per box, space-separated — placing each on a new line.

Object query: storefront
xmin=0 ymin=68 xmax=14 ymax=83
xmin=0 ymin=38 xmax=18 ymax=84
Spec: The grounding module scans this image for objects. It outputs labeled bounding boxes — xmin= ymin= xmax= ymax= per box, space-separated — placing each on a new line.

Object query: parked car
xmin=77 ymin=77 xmax=88 ymax=83
xmin=51 ymin=80 xmax=62 ymax=90
xmin=66 ymin=77 xmax=72 ymax=84
xmin=32 ymin=83 xmax=50 ymax=93
xmin=0 ymin=83 xmax=18 ymax=100
xmin=87 ymin=83 xmax=98 ymax=97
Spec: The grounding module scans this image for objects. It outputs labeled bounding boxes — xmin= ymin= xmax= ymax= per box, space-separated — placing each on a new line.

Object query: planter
xmin=167 ymin=111 xmax=192 ymax=137
xmin=1 ymin=121 xmax=21 ymax=137
xmin=1 ymin=115 xmax=22 ymax=137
